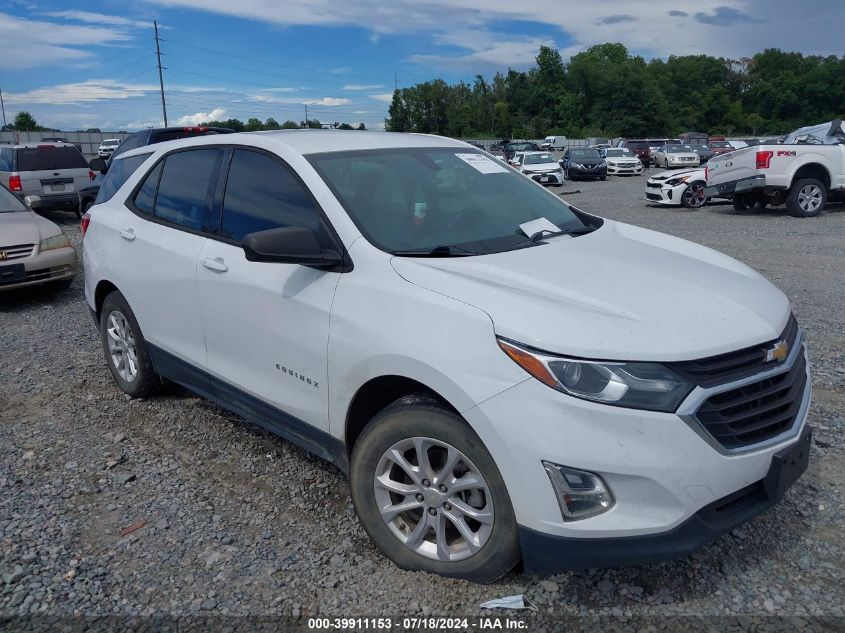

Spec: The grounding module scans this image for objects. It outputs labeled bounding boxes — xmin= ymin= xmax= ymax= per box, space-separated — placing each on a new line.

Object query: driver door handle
xmin=201 ymin=256 xmax=228 ymax=273
xmin=119 ymin=228 xmax=135 ymax=241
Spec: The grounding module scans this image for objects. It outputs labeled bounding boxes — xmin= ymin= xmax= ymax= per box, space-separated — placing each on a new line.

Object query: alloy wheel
xmin=373 ymin=436 xmax=494 ymax=561
xmin=106 ymin=310 xmax=138 ymax=383
xmin=683 ymin=183 xmax=707 ymax=208
xmin=797 ymin=184 xmax=823 ymax=213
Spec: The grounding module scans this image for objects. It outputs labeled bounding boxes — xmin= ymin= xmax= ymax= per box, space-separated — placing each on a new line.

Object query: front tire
xmin=681 ymin=181 xmax=707 ymax=208
xmin=350 ymin=397 xmax=520 ymax=583
xmin=99 ymin=291 xmax=158 ymax=398
xmin=786 ymin=178 xmax=827 ymax=217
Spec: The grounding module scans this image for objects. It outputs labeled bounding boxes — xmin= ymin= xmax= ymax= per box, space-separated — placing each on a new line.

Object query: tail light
xmin=89 ymin=169 xmax=96 ymax=181
xmin=9 ymin=174 xmax=22 ymax=192
xmin=80 ymin=212 xmax=91 ymax=238
xmin=704 ymin=166 xmax=708 ymax=182
xmin=756 ymin=151 xmax=774 ymax=169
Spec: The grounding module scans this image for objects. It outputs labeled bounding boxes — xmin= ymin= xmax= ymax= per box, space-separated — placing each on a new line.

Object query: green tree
xmin=281 ymin=120 xmax=299 ymax=129
xmin=244 ymin=117 xmax=264 ymax=131
xmin=14 ymin=111 xmax=39 ymax=131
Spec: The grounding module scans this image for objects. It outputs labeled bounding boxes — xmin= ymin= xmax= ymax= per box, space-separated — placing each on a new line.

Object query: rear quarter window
xmin=94 ymin=153 xmax=153 ymax=204
xmin=15 ymin=146 xmax=88 ymax=171
xmin=0 ymin=148 xmax=14 ymax=171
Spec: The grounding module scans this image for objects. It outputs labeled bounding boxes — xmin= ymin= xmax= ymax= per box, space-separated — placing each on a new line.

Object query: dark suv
xmin=617 ymin=139 xmax=653 ymax=167
xmin=82 ymin=126 xmax=233 ymax=213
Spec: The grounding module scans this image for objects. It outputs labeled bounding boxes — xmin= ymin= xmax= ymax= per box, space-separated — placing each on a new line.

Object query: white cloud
xmin=42 ymin=10 xmax=155 ymax=29
xmin=0 ymin=12 xmax=132 ymax=69
xmin=3 ymin=80 xmax=158 ymax=105
xmin=343 ymin=84 xmax=385 ymax=91
xmin=249 ymin=94 xmax=350 ymax=106
xmin=305 ymin=97 xmax=350 ymax=106
xmin=369 ymin=93 xmax=394 ymax=103
xmin=408 ymin=34 xmax=556 ymax=70
xmin=174 ymin=108 xmax=228 ymax=125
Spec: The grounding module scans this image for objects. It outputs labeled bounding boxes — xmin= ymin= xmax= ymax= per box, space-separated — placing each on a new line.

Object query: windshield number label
xmin=455 ymin=153 xmax=508 ymax=174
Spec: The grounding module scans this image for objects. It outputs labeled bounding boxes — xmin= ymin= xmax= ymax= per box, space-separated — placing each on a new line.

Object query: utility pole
xmin=0 ymin=87 xmax=7 ymax=129
xmin=394 ymin=72 xmax=398 ymax=92
xmin=154 ymin=21 xmax=168 ymax=127
xmin=304 ymin=104 xmax=308 ymax=128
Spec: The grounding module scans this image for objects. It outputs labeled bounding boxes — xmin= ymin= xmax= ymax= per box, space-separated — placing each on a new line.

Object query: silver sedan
xmin=0 ymin=187 xmax=77 ymax=292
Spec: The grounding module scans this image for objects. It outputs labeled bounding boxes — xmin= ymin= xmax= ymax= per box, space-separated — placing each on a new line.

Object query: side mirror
xmin=242 ymin=226 xmax=341 ymax=268
xmin=23 ymin=195 xmax=41 ymax=209
xmin=89 ymin=157 xmax=107 ymax=174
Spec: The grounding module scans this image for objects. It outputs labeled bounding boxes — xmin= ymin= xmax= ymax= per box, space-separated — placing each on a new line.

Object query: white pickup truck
xmin=705 ymin=120 xmax=845 ymax=217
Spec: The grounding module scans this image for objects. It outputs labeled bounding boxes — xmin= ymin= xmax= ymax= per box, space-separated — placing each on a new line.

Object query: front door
xmin=196 ymin=148 xmax=341 ymax=433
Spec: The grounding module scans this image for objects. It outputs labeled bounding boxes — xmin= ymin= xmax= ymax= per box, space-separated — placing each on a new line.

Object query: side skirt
xmin=147 ymin=344 xmax=349 ymax=473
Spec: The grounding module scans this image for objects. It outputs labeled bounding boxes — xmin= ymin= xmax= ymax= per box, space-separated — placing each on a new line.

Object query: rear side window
xmin=15 ymin=146 xmax=87 ymax=171
xmin=220 ymin=149 xmax=321 ymax=242
xmin=0 ymin=148 xmax=14 ymax=171
xmin=133 ymin=162 xmax=163 ymax=215
xmin=152 ymin=149 xmax=222 ymax=232
xmin=95 ymin=153 xmax=152 ymax=204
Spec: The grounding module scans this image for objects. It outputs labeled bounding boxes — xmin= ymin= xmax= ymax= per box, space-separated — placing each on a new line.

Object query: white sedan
xmin=652 ymin=145 xmax=700 ymax=169
xmin=514 ymin=151 xmax=564 ymax=185
xmin=601 ymin=148 xmax=642 ymax=175
xmin=644 ymin=167 xmax=709 ymax=208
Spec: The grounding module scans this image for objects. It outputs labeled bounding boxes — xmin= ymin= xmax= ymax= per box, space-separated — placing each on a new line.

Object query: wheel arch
xmin=93 ymin=279 xmax=120 ymax=319
xmin=791 ymin=162 xmax=832 ymax=190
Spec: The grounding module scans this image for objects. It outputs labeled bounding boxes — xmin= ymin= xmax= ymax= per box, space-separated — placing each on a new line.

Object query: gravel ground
xmin=1 ymin=171 xmax=844 ymax=630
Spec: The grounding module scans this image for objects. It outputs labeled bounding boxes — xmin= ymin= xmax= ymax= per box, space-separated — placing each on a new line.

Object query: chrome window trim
xmin=677 ymin=328 xmax=811 ymax=456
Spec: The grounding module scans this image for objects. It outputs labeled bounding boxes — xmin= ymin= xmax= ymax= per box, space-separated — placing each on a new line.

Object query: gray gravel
xmin=1 ymin=172 xmax=843 ymax=628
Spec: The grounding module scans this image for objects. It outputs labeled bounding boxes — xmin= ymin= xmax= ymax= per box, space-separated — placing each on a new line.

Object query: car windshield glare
xmin=524 ymin=153 xmax=556 ymax=165
xmin=308 ymin=148 xmax=589 ymax=255
xmin=0 ymin=186 xmax=26 ymax=213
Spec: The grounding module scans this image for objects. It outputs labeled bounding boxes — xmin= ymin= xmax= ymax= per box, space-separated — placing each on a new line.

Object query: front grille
xmin=694 ymin=351 xmax=807 ymax=450
xmin=0 ymin=243 xmax=35 ymax=260
xmin=646 ymin=181 xmax=662 ymax=188
xmin=673 ymin=315 xmax=799 ymax=388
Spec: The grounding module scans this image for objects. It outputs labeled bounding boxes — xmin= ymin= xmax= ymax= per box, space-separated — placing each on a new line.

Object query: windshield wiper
xmin=390 ymin=244 xmax=479 ymax=257
xmin=528 ymin=224 xmax=598 ymax=241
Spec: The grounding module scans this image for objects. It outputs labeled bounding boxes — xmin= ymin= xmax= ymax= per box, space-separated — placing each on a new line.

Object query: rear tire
xmin=99 ymin=291 xmax=158 ymax=398
xmin=732 ymin=194 xmax=750 ymax=211
xmin=786 ymin=178 xmax=827 ymax=217
xmin=350 ymin=397 xmax=520 ymax=583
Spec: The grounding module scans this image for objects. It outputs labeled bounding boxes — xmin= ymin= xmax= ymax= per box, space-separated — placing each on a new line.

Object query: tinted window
xmin=95 ymin=153 xmax=152 ymax=204
xmin=16 ymin=146 xmax=87 ymax=171
xmin=133 ymin=161 xmax=163 ymax=215
xmin=0 ymin=185 xmax=26 ymax=213
xmin=0 ymin=148 xmax=13 ymax=171
xmin=221 ymin=149 xmax=321 ymax=242
xmin=153 ymin=149 xmax=222 ymax=232
xmin=110 ymin=132 xmax=144 ymax=160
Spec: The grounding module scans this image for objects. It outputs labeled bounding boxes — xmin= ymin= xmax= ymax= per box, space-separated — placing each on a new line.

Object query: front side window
xmin=152 ymin=149 xmax=222 ymax=232
xmin=95 ymin=153 xmax=152 ymax=204
xmin=309 ymin=148 xmax=589 ymax=255
xmin=221 ymin=149 xmax=322 ymax=242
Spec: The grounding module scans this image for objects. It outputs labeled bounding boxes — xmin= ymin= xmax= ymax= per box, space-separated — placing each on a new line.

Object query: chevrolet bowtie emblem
xmin=766 ymin=340 xmax=789 ymax=363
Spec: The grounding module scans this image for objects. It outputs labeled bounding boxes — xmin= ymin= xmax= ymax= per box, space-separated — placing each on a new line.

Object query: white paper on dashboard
xmin=455 ymin=153 xmax=509 ymax=174
xmin=518 ymin=217 xmax=561 ymax=239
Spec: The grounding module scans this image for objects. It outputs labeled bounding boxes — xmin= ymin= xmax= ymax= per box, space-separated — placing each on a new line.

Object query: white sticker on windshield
xmin=455 ymin=153 xmax=509 ymax=174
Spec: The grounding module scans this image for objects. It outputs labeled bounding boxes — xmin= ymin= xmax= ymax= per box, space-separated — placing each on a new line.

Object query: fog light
xmin=542 ymin=461 xmax=615 ymax=521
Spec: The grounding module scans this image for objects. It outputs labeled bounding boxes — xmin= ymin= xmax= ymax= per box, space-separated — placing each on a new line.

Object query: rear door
xmin=14 ymin=146 xmax=90 ymax=198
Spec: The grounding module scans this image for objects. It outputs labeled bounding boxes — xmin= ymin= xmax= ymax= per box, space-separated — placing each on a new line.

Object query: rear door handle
xmin=201 ymin=257 xmax=228 ymax=273
xmin=119 ymin=228 xmax=135 ymax=241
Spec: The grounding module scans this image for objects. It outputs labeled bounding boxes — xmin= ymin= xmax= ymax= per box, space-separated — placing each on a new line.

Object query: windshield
xmin=625 ymin=141 xmax=648 ymax=149
xmin=308 ymin=148 xmax=589 ymax=256
xmin=103 ymin=139 xmax=121 ymax=146
xmin=710 ymin=141 xmax=730 ymax=148
xmin=524 ymin=153 xmax=556 ymax=165
xmin=0 ymin=185 xmax=26 ymax=213
xmin=604 ymin=149 xmax=634 ymax=158
xmin=507 ymin=143 xmax=534 ymax=152
xmin=570 ymin=149 xmax=601 ymax=160
xmin=665 ymin=145 xmax=693 ymax=153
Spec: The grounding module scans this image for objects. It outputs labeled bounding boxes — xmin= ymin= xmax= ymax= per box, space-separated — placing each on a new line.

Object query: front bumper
xmin=568 ymin=166 xmax=606 ymax=178
xmin=520 ymin=425 xmax=812 ymax=574
xmin=525 ymin=171 xmax=564 ymax=185
xmin=0 ymin=246 xmax=77 ymax=292
xmin=463 ymin=336 xmax=812 ymax=572
xmin=607 ymin=163 xmax=642 ymax=175
xmin=644 ymin=180 xmax=682 ymax=205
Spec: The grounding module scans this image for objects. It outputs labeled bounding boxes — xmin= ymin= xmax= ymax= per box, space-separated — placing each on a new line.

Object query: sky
xmin=0 ymin=0 xmax=842 ymax=132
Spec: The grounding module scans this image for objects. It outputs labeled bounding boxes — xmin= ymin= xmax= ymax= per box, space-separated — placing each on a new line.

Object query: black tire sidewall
xmin=787 ymin=178 xmax=827 ymax=218
xmin=99 ymin=291 xmax=157 ymax=398
xmin=350 ymin=403 xmax=520 ymax=583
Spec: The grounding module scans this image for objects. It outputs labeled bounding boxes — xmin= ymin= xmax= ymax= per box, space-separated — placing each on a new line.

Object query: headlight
xmin=599 ymin=161 xmax=607 ymax=167
xmin=39 ymin=233 xmax=71 ymax=251
xmin=497 ymin=338 xmax=693 ymax=412
xmin=665 ymin=175 xmax=690 ymax=186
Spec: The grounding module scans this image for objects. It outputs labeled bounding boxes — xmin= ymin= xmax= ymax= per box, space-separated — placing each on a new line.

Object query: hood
xmin=649 ymin=168 xmax=704 ymax=182
xmin=606 ymin=156 xmax=639 ymax=164
xmin=391 ymin=220 xmax=789 ymax=362
xmin=0 ymin=211 xmax=59 ymax=245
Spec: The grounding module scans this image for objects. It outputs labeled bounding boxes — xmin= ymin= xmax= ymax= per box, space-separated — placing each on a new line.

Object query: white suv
xmin=83 ymin=131 xmax=812 ymax=582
